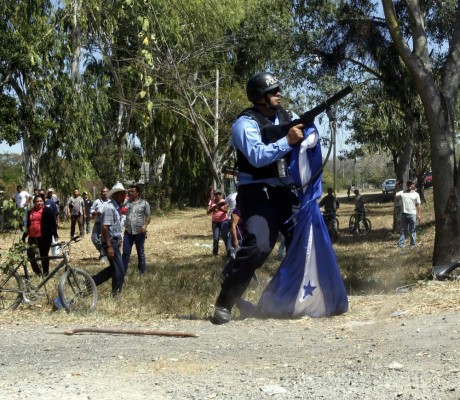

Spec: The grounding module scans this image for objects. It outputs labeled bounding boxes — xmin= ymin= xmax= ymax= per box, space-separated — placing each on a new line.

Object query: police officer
xmin=211 ymin=72 xmax=309 ymax=324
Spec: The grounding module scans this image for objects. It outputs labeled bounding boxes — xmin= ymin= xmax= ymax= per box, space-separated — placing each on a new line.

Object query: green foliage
xmin=0 ymin=241 xmax=29 ymax=272
xmin=0 ymin=154 xmax=23 ymax=190
xmin=0 ymin=200 xmax=23 ymax=231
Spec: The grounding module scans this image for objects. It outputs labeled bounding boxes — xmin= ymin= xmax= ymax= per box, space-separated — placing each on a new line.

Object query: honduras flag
xmin=253 ymin=125 xmax=348 ymax=318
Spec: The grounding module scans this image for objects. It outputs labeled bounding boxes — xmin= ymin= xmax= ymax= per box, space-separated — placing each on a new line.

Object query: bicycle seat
xmin=432 ymin=261 xmax=460 ymax=280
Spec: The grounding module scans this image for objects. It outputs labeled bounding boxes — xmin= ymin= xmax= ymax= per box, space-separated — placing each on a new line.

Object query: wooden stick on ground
xmin=64 ymin=328 xmax=198 ymax=338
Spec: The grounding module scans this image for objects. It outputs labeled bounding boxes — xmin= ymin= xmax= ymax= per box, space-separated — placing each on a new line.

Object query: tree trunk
xmin=116 ymin=101 xmax=126 ymax=179
xmin=430 ymin=116 xmax=459 ymax=264
xmin=382 ymin=0 xmax=460 ymax=265
xmin=22 ymin=128 xmax=43 ymax=193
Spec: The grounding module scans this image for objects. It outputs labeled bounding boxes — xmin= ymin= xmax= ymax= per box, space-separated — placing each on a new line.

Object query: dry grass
xmin=1 ymin=188 xmax=459 ymax=325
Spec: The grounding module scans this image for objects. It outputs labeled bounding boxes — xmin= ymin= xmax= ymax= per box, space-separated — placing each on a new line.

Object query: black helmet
xmin=246 ymin=72 xmax=280 ymax=103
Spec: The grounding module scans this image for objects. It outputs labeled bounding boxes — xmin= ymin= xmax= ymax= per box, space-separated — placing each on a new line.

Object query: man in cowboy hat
xmin=92 ymin=182 xmax=127 ymax=298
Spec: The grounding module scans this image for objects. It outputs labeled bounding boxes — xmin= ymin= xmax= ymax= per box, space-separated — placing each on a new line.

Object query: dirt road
xmin=1 ymin=310 xmax=459 ymax=400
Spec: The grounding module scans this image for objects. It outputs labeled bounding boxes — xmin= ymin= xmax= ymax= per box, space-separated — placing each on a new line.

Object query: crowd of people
xmin=12 ymin=183 xmax=151 ymax=299
xmin=8 ymin=72 xmax=423 ymax=323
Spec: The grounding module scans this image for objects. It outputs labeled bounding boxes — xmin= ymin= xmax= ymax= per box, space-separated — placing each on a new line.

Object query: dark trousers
xmin=122 ymin=231 xmax=147 ymax=274
xmin=27 ymin=237 xmax=51 ymax=276
xmin=70 ymin=214 xmax=84 ymax=237
xmin=92 ymin=237 xmax=124 ymax=296
xmin=216 ymin=184 xmax=298 ymax=311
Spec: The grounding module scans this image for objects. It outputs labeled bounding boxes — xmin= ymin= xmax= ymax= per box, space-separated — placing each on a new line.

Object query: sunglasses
xmin=266 ymin=87 xmax=280 ymax=96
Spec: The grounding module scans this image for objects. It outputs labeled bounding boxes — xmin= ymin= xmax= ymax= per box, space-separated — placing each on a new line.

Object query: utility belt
xmin=238 ymin=183 xmax=298 ymax=200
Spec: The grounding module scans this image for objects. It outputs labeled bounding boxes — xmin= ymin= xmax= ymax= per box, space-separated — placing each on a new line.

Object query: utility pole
xmin=327 ymin=108 xmax=337 ymax=195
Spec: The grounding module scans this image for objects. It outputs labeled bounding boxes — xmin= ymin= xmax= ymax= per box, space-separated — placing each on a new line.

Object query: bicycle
xmin=0 ymin=237 xmax=97 ymax=313
xmin=322 ymin=210 xmax=338 ymax=243
xmin=348 ymin=209 xmax=372 ymax=235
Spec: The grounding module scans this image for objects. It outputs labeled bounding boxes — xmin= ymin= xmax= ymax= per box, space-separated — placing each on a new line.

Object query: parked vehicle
xmin=382 ymin=178 xmax=396 ymax=193
xmin=424 ymin=171 xmax=433 ymax=188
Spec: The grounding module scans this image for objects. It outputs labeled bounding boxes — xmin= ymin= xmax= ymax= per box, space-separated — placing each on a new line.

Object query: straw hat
xmin=108 ymin=182 xmax=126 ymax=199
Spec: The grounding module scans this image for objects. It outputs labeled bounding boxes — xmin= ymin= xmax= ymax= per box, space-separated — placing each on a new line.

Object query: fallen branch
xmin=64 ymin=328 xmax=198 ymax=338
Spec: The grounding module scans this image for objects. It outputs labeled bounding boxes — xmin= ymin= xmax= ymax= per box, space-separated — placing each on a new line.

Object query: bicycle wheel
xmin=357 ymin=218 xmax=372 ymax=235
xmin=58 ymin=268 xmax=97 ymax=313
xmin=0 ymin=269 xmax=24 ymax=310
xmin=348 ymin=215 xmax=356 ymax=232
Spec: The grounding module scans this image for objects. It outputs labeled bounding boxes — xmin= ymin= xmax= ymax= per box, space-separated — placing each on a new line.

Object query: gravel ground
xmin=1 ymin=311 xmax=459 ymax=400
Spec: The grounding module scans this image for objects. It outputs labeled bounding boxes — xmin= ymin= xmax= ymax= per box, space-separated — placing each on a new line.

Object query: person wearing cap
xmin=92 ymin=182 xmax=127 ymax=298
xmin=210 ymin=71 xmax=311 ymax=324
xmin=90 ymin=187 xmax=110 ymax=262
xmin=207 ymin=188 xmax=230 ymax=256
xmin=82 ymin=191 xmax=93 ymax=235
xmin=66 ymin=189 xmax=85 ymax=238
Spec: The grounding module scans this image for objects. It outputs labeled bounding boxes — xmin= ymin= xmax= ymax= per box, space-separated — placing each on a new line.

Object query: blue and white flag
xmin=253 ymin=125 xmax=348 ymax=318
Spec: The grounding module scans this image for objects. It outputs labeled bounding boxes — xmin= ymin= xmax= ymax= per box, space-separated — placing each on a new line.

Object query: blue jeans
xmin=85 ymin=217 xmax=91 ymax=234
xmin=122 ymin=231 xmax=147 ymax=274
xmin=399 ymin=213 xmax=417 ymax=247
xmin=91 ymin=222 xmax=106 ymax=259
xmin=212 ymin=220 xmax=229 ymax=256
xmin=92 ymin=237 xmax=124 ymax=296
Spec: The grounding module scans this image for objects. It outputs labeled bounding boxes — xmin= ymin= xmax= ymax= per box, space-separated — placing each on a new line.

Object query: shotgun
xmin=262 ymin=85 xmax=353 ymax=143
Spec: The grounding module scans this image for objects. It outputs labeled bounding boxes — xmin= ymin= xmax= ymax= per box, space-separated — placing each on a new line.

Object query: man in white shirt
xmin=395 ymin=180 xmax=422 ymax=248
xmin=13 ymin=185 xmax=32 ymax=208
xmin=13 ymin=185 xmax=32 ymax=231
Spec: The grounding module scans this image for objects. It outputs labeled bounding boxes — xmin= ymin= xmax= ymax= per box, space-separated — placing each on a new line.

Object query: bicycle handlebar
xmin=51 ymin=236 xmax=81 ymax=248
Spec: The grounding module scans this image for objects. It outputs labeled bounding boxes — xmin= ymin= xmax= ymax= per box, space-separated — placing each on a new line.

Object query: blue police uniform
xmin=214 ymin=107 xmax=318 ymax=314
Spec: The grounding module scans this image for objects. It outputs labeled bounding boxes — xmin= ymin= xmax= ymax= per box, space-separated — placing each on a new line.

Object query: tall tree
xmin=382 ymin=0 xmax=460 ymax=264
xmin=0 ymin=0 xmax=58 ymax=191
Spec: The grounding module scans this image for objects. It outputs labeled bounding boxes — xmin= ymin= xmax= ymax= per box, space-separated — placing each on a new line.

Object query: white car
xmin=382 ymin=179 xmax=396 ymax=193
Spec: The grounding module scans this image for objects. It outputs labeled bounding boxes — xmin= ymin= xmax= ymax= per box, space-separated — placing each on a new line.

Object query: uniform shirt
xmin=124 ymin=198 xmax=151 ymax=235
xmin=232 ymin=111 xmax=318 ymax=186
xmin=13 ymin=190 xmax=32 ymax=208
xmin=102 ymin=200 xmax=122 ymax=240
xmin=91 ymin=198 xmax=109 ymax=223
xmin=395 ymin=190 xmax=421 ymax=215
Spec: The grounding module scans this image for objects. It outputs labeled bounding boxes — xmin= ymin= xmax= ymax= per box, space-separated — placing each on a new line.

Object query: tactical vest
xmin=236 ymin=107 xmax=292 ymax=180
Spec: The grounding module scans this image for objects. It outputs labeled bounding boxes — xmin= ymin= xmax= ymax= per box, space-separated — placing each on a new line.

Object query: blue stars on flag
xmin=302 ymin=281 xmax=317 ymax=299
